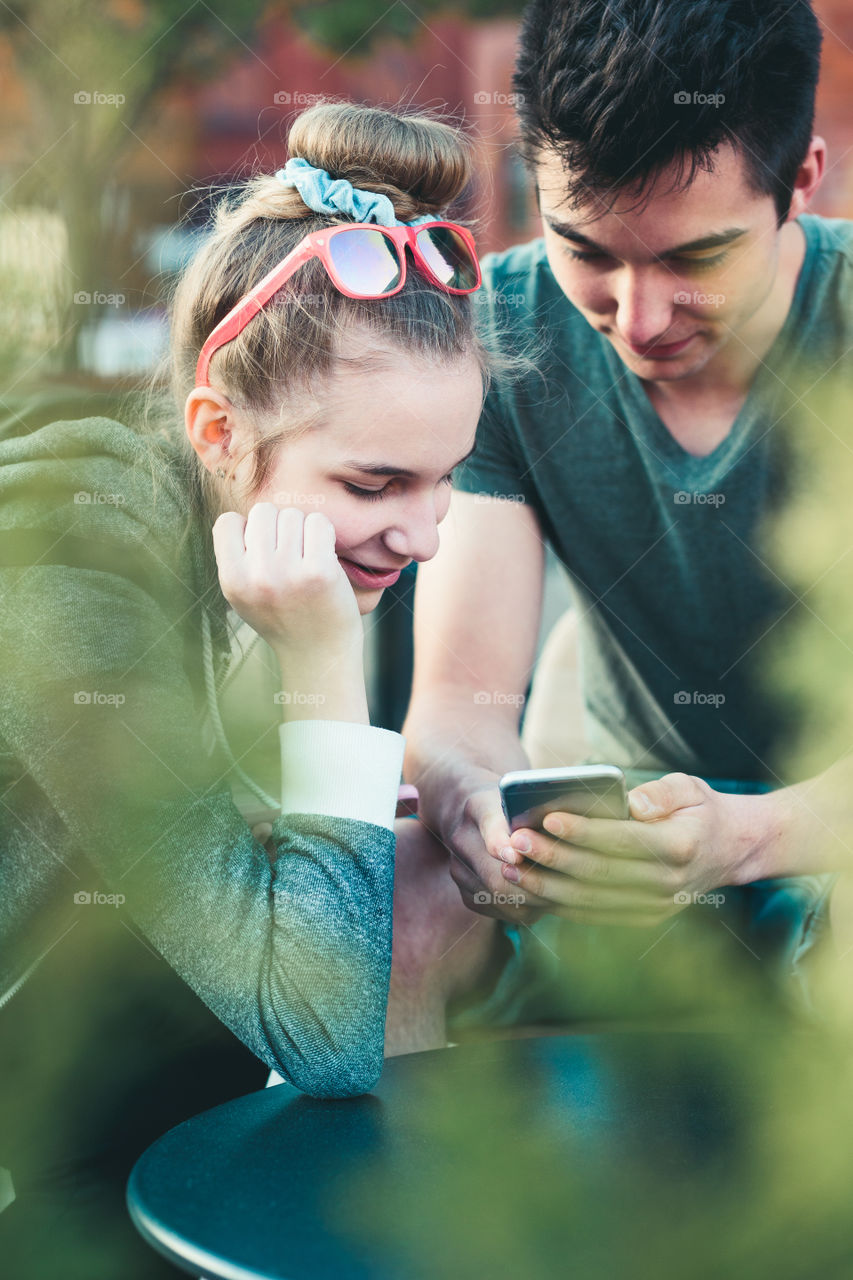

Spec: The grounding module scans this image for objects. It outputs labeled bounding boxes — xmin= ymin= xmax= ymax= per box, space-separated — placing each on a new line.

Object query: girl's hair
xmin=149 ymin=100 xmax=490 ymax=516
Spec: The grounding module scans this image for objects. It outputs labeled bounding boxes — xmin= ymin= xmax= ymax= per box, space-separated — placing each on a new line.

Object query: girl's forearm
xmin=403 ymin=690 xmax=530 ymax=841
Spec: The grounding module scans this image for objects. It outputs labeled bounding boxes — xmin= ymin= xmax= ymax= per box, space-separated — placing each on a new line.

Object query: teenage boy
xmin=403 ymin=0 xmax=853 ymax=1007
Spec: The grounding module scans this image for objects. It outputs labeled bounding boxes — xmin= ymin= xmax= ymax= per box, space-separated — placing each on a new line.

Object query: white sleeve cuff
xmin=279 ymin=720 xmax=405 ymax=832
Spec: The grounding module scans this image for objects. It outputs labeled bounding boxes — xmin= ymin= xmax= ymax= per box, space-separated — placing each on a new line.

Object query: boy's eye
xmin=670 ymin=251 xmax=730 ymax=271
xmin=567 ymin=248 xmax=606 ymax=264
xmin=566 ymin=248 xmax=731 ymax=271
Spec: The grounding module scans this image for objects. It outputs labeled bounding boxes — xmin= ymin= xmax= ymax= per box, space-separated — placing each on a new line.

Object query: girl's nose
xmin=382 ymin=504 xmax=441 ymax=563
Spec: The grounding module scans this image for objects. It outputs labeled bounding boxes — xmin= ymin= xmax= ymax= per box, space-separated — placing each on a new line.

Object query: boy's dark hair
xmin=512 ymin=0 xmax=822 ymax=222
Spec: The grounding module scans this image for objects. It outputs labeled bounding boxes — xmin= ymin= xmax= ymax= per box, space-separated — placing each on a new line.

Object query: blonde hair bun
xmin=283 ymin=101 xmax=472 ymax=222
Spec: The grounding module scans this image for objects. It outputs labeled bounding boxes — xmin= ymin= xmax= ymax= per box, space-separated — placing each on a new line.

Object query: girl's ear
xmin=184 ymin=386 xmax=238 ymax=474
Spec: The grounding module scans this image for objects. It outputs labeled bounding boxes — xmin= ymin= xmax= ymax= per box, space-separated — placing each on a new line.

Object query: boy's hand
xmin=495 ymin=773 xmax=761 ymax=927
xmin=446 ymin=785 xmax=545 ymax=925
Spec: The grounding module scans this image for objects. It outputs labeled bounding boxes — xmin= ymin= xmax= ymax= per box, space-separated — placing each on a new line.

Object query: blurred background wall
xmin=1 ymin=0 xmax=851 ymax=385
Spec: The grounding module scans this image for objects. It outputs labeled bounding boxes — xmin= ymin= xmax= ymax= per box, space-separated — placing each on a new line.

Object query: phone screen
xmin=500 ymin=767 xmax=629 ymax=831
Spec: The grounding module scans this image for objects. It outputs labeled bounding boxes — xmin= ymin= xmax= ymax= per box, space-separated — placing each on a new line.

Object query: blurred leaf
xmin=760 ymin=368 xmax=853 ymax=779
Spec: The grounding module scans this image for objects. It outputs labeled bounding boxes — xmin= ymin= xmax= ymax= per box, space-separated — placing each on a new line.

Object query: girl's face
xmin=233 ymin=346 xmax=483 ymax=615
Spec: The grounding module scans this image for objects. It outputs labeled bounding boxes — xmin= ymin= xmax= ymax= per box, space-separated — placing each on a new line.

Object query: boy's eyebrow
xmin=543 ymin=217 xmax=748 ymax=256
xmin=343 ymin=444 xmax=477 ymax=479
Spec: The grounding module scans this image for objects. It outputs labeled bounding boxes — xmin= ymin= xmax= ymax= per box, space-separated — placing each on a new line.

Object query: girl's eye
xmin=343 ymin=482 xmax=388 ymax=502
xmin=344 ymin=473 xmax=455 ymax=501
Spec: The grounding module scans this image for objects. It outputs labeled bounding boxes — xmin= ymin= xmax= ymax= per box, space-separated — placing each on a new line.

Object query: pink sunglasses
xmin=195 ymin=219 xmax=481 ymax=386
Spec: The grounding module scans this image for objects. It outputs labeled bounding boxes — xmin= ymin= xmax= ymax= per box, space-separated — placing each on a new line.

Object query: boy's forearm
xmin=745 ymin=758 xmax=853 ymax=881
xmin=402 ymin=690 xmax=530 ymax=840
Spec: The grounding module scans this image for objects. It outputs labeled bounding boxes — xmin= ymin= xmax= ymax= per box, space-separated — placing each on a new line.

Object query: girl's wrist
xmin=273 ymin=648 xmax=369 ymax=726
xmin=280 ymin=688 xmax=370 ymax=726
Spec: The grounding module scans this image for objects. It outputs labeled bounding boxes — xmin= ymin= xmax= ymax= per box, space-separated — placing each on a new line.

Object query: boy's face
xmin=535 ymin=142 xmax=790 ymax=383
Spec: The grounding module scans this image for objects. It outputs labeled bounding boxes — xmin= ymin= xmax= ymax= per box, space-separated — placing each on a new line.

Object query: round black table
xmin=127 ymin=1030 xmax=853 ymax=1280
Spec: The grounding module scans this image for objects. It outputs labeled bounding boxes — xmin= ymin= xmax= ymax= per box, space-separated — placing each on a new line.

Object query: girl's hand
xmin=212 ymin=503 xmax=363 ymax=661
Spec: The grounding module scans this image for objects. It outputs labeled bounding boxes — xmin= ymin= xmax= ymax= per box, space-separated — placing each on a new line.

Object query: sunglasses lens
xmin=415 ymin=226 xmax=479 ymax=290
xmin=327 ymin=229 xmax=401 ymax=296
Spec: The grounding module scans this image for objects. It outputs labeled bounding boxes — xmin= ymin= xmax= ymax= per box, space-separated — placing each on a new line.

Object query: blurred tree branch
xmin=0 ymin=0 xmax=272 ymax=371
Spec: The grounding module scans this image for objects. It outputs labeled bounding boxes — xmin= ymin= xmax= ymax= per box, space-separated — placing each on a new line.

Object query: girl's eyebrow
xmin=342 ymin=443 xmax=477 ymax=479
xmin=343 ymin=461 xmax=418 ymax=478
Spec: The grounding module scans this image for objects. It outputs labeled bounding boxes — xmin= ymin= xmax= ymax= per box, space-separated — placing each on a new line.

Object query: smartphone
xmin=499 ymin=764 xmax=629 ymax=831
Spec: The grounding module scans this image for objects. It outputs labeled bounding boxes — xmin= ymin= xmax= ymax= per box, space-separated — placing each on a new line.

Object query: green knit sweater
xmin=0 ymin=414 xmax=397 ymax=1099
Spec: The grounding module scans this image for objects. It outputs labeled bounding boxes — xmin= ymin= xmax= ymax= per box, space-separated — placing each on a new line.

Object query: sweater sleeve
xmin=0 ymin=440 xmax=400 ymax=1097
xmin=1 ymin=559 xmax=399 ymax=1097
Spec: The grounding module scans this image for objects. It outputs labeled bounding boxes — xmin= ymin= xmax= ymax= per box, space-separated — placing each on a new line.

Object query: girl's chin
xmin=354 ymin=583 xmax=385 ymax=614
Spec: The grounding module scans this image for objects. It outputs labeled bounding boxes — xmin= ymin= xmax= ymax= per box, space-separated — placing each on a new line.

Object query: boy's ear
xmin=786 ymin=135 xmax=826 ymax=222
xmin=184 ymin=386 xmax=237 ymax=473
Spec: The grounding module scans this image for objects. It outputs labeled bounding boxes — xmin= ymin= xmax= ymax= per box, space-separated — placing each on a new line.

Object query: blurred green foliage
xmin=326 ymin=872 xmax=853 ymax=1277
xmin=761 ymin=370 xmax=853 ymax=781
xmin=334 ymin=1028 xmax=853 ymax=1279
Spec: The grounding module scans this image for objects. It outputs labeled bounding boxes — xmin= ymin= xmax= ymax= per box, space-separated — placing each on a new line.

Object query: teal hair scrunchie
xmin=275 ymin=157 xmax=434 ymax=227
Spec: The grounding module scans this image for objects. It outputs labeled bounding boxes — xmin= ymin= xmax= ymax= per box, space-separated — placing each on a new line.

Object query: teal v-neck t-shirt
xmin=457 ymin=215 xmax=853 ymax=782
